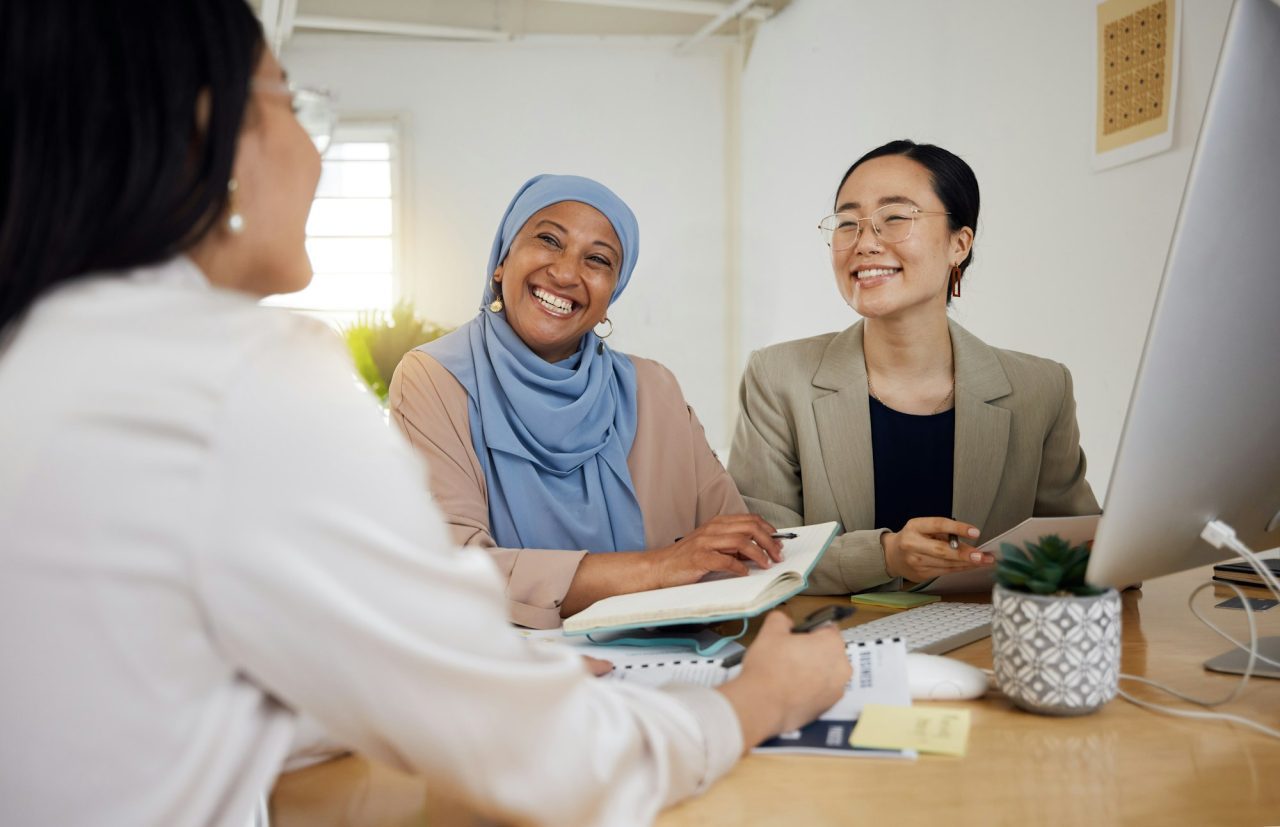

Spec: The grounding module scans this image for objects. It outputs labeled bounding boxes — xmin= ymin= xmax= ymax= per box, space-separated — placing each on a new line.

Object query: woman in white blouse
xmin=0 ymin=2 xmax=849 ymax=825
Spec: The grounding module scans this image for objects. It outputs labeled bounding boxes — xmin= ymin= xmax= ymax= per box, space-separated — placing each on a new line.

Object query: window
xmin=263 ymin=120 xmax=403 ymax=327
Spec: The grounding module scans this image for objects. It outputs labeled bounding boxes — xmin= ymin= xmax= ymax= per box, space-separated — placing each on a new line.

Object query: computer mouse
xmin=904 ymin=653 xmax=989 ymax=700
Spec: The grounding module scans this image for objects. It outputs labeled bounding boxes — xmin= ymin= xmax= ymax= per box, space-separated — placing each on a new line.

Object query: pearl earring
xmin=226 ymin=179 xmax=244 ymax=234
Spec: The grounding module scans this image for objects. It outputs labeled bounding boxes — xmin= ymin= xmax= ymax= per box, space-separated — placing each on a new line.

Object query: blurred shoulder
xmin=990 ymin=345 xmax=1071 ymax=399
xmin=625 ymin=353 xmax=684 ymax=401
xmin=745 ymin=330 xmax=843 ymax=387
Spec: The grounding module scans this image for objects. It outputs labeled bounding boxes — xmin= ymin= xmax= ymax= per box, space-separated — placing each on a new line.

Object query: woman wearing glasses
xmin=389 ymin=174 xmax=784 ymax=629
xmin=0 ymin=2 xmax=849 ymax=824
xmin=729 ymin=140 xmax=1098 ymax=592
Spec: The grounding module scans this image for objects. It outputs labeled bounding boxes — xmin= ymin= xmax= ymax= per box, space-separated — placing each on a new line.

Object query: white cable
xmin=1116 ymin=685 xmax=1280 ymax=739
xmin=1114 ymin=519 xmax=1280 ymax=740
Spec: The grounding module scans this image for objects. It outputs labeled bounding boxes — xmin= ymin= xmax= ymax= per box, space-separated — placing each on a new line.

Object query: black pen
xmin=720 ymin=605 xmax=855 ymax=668
xmin=673 ymin=532 xmax=798 ymax=542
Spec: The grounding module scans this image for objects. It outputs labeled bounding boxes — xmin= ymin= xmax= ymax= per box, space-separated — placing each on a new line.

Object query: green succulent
xmin=343 ymin=303 xmax=450 ymax=405
xmin=995 ymin=534 xmax=1103 ymax=597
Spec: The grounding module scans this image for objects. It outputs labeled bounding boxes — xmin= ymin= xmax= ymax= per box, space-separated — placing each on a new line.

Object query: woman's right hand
xmin=881 ymin=517 xmax=989 ymax=581
xmin=560 ymin=515 xmax=784 ymax=617
xmin=645 ymin=514 xmax=785 ymax=588
xmin=717 ymin=612 xmax=851 ymax=747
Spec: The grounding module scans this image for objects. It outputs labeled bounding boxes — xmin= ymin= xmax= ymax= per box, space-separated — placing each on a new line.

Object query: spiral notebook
xmin=755 ymin=637 xmax=915 ymax=759
xmin=588 ymin=635 xmax=915 ymax=759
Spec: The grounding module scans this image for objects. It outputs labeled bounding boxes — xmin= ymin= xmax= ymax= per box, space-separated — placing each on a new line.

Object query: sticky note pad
xmin=850 ymin=704 xmax=971 ymax=757
xmin=850 ymin=592 xmax=941 ymax=610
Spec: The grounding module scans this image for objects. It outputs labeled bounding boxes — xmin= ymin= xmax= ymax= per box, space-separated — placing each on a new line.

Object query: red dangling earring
xmin=950 ymin=265 xmax=963 ymax=298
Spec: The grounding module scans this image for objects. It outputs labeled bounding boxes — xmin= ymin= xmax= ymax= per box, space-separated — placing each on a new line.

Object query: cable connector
xmin=1201 ymin=518 xmax=1239 ymax=550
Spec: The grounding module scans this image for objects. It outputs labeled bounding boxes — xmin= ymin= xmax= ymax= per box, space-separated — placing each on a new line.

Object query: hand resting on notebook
xmin=561 ymin=514 xmax=785 ymax=616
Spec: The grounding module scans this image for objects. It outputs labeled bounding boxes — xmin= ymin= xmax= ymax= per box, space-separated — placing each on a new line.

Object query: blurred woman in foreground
xmin=0 ymin=2 xmax=849 ymax=824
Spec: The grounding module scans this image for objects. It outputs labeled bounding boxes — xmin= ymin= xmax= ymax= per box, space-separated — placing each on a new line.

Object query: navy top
xmin=869 ymin=396 xmax=955 ymax=533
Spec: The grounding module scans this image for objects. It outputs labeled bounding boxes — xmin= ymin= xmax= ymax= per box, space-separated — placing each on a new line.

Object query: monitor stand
xmin=1203 ymin=636 xmax=1280 ymax=679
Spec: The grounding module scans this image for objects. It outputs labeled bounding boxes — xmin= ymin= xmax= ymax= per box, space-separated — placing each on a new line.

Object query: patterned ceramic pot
xmin=991 ymin=584 xmax=1121 ymax=716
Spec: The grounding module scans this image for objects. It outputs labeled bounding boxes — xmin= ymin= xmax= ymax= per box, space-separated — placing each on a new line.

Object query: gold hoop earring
xmin=594 ymin=317 xmax=613 ymax=354
xmin=488 ymin=279 xmax=504 ymax=312
xmin=226 ymin=179 xmax=245 ymax=234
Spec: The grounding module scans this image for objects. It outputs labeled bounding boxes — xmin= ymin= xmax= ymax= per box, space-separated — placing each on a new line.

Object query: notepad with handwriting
xmin=562 ymin=522 xmax=839 ymax=636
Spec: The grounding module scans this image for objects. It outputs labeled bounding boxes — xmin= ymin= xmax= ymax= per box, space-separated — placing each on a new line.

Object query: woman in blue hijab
xmin=390 ymin=175 xmax=782 ymax=628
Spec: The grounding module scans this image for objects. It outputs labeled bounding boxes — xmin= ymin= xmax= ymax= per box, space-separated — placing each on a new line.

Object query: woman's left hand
xmin=582 ymin=655 xmax=614 ymax=677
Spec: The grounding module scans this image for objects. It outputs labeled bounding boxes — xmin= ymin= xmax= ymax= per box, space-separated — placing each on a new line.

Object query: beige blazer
xmin=729 ymin=319 xmax=1099 ymax=594
xmin=390 ymin=350 xmax=747 ymax=628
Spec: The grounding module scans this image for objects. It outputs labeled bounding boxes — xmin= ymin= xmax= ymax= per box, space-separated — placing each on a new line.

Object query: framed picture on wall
xmin=1093 ymin=0 xmax=1182 ymax=170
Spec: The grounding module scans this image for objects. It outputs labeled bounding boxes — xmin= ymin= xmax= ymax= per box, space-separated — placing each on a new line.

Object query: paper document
xmin=912 ymin=514 xmax=1101 ymax=595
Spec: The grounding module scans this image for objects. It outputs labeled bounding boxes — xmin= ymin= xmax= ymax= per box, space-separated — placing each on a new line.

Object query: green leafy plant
xmin=995 ymin=534 xmax=1103 ymax=597
xmin=343 ymin=303 xmax=450 ymax=405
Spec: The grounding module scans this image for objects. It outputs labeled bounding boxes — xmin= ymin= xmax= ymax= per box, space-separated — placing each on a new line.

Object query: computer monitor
xmin=1084 ymin=0 xmax=1280 ymax=591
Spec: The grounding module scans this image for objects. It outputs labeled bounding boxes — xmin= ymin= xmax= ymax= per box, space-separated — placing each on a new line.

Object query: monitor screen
xmin=1086 ymin=0 xmax=1280 ymax=589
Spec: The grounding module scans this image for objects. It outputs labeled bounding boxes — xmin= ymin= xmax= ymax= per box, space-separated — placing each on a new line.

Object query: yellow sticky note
xmin=850 ymin=704 xmax=971 ymax=757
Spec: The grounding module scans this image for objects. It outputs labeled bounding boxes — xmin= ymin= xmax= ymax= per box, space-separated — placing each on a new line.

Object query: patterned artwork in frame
xmin=1093 ymin=0 xmax=1181 ymax=170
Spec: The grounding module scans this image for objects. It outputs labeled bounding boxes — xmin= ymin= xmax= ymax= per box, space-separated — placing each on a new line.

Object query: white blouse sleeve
xmin=191 ymin=321 xmax=742 ymax=826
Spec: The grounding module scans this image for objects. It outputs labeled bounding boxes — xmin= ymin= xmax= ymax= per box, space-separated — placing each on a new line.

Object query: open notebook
xmin=562 ymin=522 xmax=839 ymax=637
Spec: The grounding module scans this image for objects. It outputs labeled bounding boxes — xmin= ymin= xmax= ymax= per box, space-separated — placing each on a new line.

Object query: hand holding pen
xmin=713 ymin=610 xmax=853 ymax=743
xmin=721 ymin=605 xmax=855 ymax=668
xmin=880 ymin=517 xmax=987 ymax=582
xmin=646 ymin=514 xmax=786 ymax=589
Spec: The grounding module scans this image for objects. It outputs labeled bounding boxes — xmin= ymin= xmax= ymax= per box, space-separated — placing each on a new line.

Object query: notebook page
xmin=821 ymin=638 xmax=911 ymax=720
xmin=602 ymin=656 xmax=729 ymax=688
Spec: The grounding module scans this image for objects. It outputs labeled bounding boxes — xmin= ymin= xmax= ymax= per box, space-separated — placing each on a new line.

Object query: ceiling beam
xmin=542 ymin=0 xmax=772 ymax=22
xmin=291 ymin=14 xmax=513 ymax=42
xmin=675 ymin=0 xmax=757 ymax=51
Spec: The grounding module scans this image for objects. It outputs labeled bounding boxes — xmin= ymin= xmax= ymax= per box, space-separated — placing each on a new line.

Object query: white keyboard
xmin=841 ymin=602 xmax=992 ymax=655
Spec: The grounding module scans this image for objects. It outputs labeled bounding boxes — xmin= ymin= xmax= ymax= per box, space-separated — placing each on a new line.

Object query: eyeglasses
xmin=818 ymin=203 xmax=950 ymax=250
xmin=251 ymin=80 xmax=337 ymax=156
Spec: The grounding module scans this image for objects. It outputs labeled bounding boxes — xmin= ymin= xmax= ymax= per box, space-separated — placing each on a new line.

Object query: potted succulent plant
xmin=991 ymin=534 xmax=1121 ymax=716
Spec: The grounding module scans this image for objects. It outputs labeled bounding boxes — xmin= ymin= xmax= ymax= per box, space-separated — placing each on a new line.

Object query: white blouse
xmin=0 ymin=258 xmax=741 ymax=827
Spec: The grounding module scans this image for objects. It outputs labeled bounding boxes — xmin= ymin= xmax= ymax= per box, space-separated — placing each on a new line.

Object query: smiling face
xmin=831 ymin=155 xmax=972 ymax=320
xmin=494 ymin=201 xmax=622 ymax=362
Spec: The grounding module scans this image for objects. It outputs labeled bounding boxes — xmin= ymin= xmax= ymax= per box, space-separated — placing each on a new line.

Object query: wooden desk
xmin=270 ymin=567 xmax=1280 ymax=826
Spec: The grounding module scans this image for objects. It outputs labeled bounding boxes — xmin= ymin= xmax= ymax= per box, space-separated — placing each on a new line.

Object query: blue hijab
xmin=420 ymin=174 xmax=645 ymax=552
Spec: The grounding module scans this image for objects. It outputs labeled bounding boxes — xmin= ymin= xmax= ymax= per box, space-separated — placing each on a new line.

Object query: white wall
xmin=282 ymin=34 xmax=736 ymax=447
xmin=282 ymin=1 xmax=1241 ymax=483
xmin=738 ymin=0 xmax=1235 ymax=497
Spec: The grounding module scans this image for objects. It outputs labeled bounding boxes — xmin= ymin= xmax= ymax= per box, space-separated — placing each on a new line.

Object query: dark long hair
xmin=0 ymin=0 xmax=264 ymax=330
xmin=835 ymin=139 xmax=981 ymax=285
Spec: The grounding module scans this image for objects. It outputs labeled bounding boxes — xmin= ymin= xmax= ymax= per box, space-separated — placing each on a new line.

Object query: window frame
xmin=264 ymin=115 xmax=410 ymax=326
